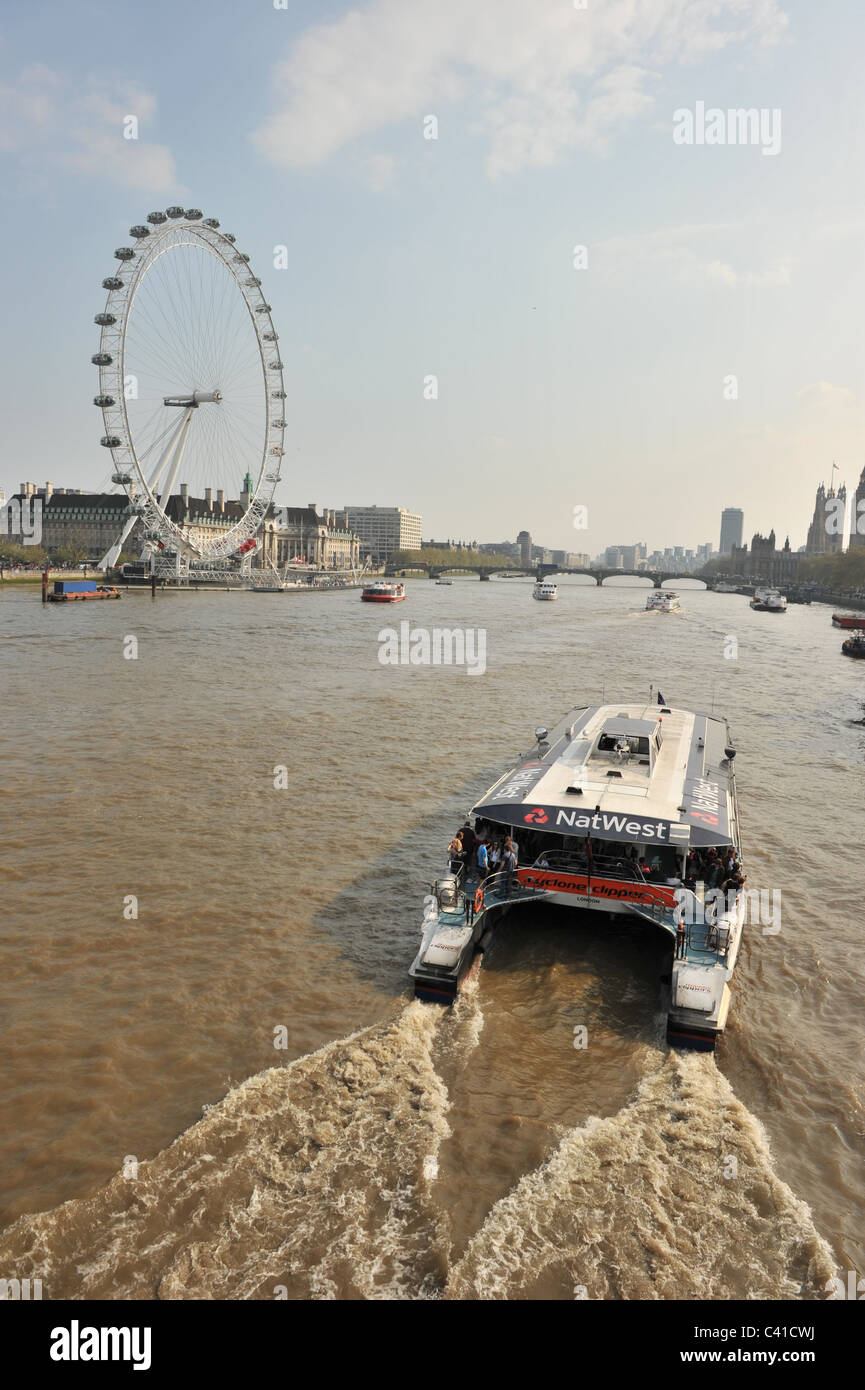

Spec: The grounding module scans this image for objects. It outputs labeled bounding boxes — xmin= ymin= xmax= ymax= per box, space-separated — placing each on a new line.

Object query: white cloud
xmin=593 ymin=222 xmax=794 ymax=289
xmin=0 ymin=66 xmax=180 ymax=191
xmin=252 ymin=0 xmax=788 ymax=178
xmin=704 ymin=257 xmax=793 ymax=286
xmin=796 ymin=381 xmax=858 ymax=408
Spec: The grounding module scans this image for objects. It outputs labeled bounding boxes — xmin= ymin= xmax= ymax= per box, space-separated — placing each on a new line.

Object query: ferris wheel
xmin=92 ymin=207 xmax=285 ymax=576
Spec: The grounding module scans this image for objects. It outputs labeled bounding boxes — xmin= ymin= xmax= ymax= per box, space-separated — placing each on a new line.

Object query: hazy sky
xmin=1 ymin=0 xmax=863 ymax=555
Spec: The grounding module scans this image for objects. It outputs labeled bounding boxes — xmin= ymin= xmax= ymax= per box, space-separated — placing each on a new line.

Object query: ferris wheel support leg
xmin=156 ymin=407 xmax=195 ymax=508
xmin=98 ymin=512 xmax=139 ymax=570
xmin=143 ymin=407 xmax=193 ymax=495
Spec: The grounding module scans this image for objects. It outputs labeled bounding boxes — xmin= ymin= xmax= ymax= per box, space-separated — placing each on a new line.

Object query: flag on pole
xmin=657 ymin=690 xmax=666 ymax=705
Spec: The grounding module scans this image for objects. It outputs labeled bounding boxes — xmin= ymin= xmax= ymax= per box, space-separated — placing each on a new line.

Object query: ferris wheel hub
xmin=162 ymin=389 xmax=222 ymax=407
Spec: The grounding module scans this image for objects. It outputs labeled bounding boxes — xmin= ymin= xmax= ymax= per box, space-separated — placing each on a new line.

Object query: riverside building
xmin=342 ymin=506 xmax=422 ymax=564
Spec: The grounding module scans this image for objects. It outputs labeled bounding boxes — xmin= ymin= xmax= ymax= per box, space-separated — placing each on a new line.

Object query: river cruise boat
xmin=750 ymin=587 xmax=786 ymax=612
xmin=533 ymin=580 xmax=558 ymax=601
xmin=833 ymin=612 xmax=865 ymax=629
xmin=409 ymin=700 xmax=745 ymax=1051
xmin=646 ymin=591 xmax=681 ymax=612
xmin=842 ymin=630 xmax=865 ymax=659
xmin=361 ymin=581 xmax=406 ymax=603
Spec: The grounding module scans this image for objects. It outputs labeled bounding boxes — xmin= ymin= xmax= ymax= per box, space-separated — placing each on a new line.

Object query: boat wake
xmin=446 ymin=1051 xmax=838 ymax=1301
xmin=0 ymin=1000 xmax=836 ymax=1301
xmin=0 ymin=1003 xmax=453 ymax=1300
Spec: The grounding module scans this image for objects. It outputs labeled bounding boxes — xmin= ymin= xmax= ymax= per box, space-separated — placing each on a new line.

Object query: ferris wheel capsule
xmin=166 ymin=206 xmax=185 ymax=219
xmin=185 ymin=208 xmax=203 ymax=220
xmin=94 ymin=395 xmax=116 ymax=407
xmin=95 ymin=312 xmax=117 ymax=325
xmin=147 ymin=211 xmax=167 ymax=224
xmin=202 ymin=217 xmax=219 ymax=228
xmin=92 ymin=352 xmax=113 ymax=365
xmin=101 ymin=435 xmax=121 ymax=448
xmin=114 ymin=247 xmax=135 ymax=261
xmin=129 ymin=225 xmax=151 ymax=239
xmin=102 ymin=276 xmax=124 ymax=290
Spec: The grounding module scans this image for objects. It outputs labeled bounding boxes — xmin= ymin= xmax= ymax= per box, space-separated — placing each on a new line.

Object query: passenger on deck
xmin=502 ymin=841 xmax=517 ymax=894
xmin=489 ymin=840 xmax=502 ymax=872
xmin=477 ymin=838 xmax=489 ymax=882
xmin=448 ymin=832 xmax=463 ymax=876
xmin=722 ymin=866 xmax=745 ymax=894
xmin=460 ymin=821 xmax=477 ymax=866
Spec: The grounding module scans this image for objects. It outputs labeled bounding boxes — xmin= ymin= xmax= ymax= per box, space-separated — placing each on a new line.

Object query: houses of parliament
xmin=727 ymin=465 xmax=865 ymax=584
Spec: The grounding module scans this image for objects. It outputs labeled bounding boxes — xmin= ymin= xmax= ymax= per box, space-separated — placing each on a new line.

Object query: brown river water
xmin=0 ymin=577 xmax=861 ymax=1299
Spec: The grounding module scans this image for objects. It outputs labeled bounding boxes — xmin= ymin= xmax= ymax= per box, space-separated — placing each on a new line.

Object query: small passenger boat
xmin=646 ymin=591 xmax=681 ymax=612
xmin=842 ymin=630 xmax=865 ymax=659
xmin=361 ymin=581 xmax=406 ymax=602
xmin=532 ymin=580 xmax=558 ymax=601
xmin=750 ymin=588 xmax=787 ymax=612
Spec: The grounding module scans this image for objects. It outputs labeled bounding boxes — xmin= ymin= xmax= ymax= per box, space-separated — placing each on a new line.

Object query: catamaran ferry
xmin=409 ymin=700 xmax=745 ymax=1051
xmin=645 ymin=591 xmax=681 ymax=612
xmin=533 ymin=580 xmax=558 ymax=601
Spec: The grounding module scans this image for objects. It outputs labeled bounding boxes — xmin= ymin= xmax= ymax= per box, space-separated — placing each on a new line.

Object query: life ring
xmin=474 ymin=887 xmax=484 ymax=913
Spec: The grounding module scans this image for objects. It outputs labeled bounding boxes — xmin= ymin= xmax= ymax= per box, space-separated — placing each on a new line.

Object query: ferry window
xmin=599 ymin=733 xmax=650 ymax=755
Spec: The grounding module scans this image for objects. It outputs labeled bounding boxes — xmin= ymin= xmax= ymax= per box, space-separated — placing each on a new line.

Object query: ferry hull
xmin=47 ymin=590 xmax=121 ymax=602
xmin=361 ymin=594 xmax=406 ymax=602
xmin=667 ymin=985 xmax=732 ymax=1052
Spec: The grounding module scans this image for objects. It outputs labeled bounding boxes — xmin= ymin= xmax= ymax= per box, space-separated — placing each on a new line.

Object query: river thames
xmin=0 ymin=577 xmax=860 ymax=1298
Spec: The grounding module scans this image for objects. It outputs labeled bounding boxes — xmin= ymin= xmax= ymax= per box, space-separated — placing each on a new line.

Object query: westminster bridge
xmin=386 ymin=561 xmax=710 ymax=587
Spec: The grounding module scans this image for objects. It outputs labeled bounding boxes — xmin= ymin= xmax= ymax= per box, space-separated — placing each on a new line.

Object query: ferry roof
xmin=472 ymin=703 xmax=738 ymax=849
xmin=600 ymin=716 xmax=658 ymax=736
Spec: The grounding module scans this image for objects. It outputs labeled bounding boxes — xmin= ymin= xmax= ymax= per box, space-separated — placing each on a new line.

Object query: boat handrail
xmin=527 ymin=849 xmax=654 ymax=883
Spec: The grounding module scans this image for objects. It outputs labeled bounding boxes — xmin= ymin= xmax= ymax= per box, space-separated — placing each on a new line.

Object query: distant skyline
xmin=1 ymin=0 xmax=863 ymax=555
